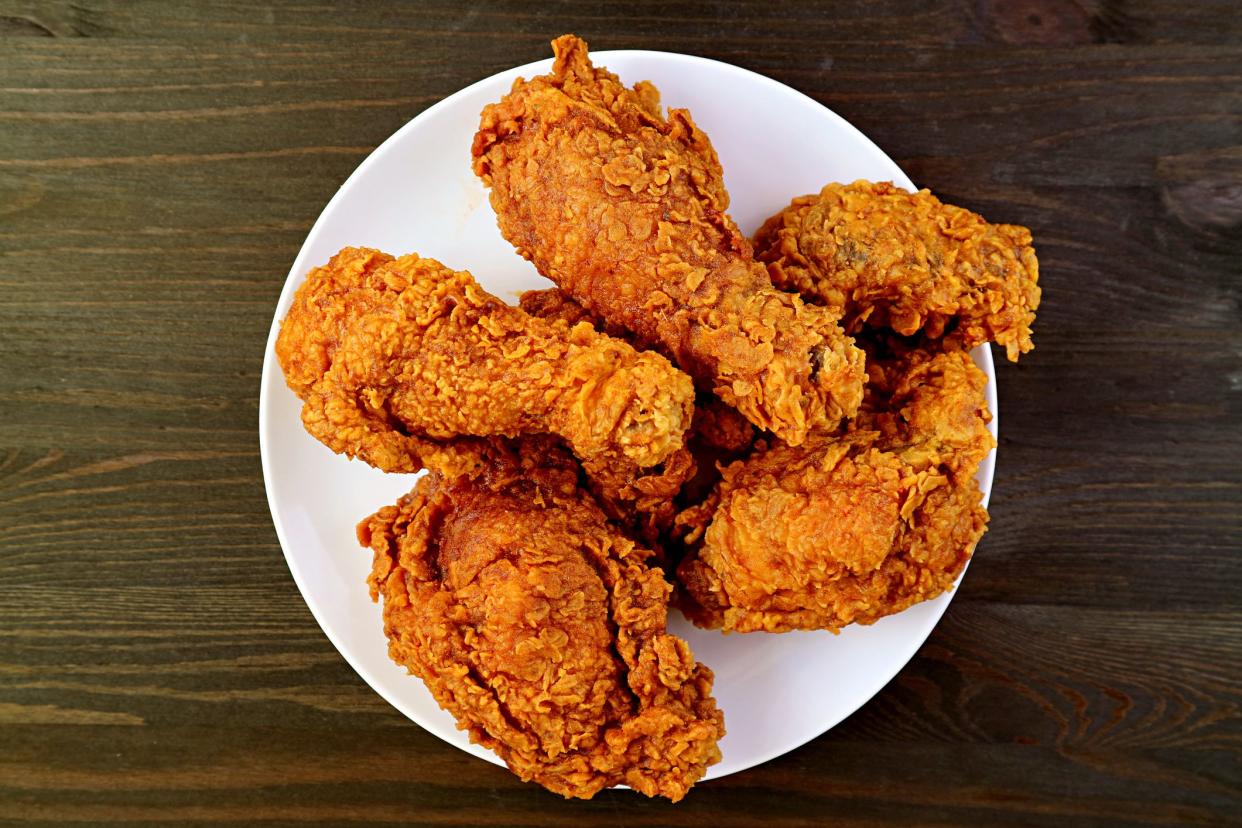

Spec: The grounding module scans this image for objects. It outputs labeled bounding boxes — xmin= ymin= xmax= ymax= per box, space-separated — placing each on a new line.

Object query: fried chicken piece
xmin=676 ymin=342 xmax=994 ymax=633
xmin=520 ymin=288 xmax=758 ymax=459
xmin=519 ymin=287 xmax=631 ymax=339
xmin=474 ymin=35 xmax=865 ymax=445
xmin=753 ymin=181 xmax=1041 ymax=361
xmin=854 ymin=334 xmax=996 ymax=477
xmin=275 ymin=247 xmax=695 ymax=491
xmin=518 ymin=288 xmax=754 ymax=550
xmin=519 ymin=285 xmax=697 ymax=543
xmin=357 ymin=444 xmax=723 ymax=801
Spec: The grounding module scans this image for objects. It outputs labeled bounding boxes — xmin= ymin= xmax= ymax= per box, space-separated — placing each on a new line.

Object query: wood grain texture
xmin=0 ymin=0 xmax=1239 ymax=824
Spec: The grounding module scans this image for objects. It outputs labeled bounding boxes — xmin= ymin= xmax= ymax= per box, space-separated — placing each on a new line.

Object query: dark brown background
xmin=1 ymin=1 xmax=1239 ymax=825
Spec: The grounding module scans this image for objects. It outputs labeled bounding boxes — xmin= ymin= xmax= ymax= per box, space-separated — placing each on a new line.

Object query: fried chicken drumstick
xmin=473 ymin=35 xmax=865 ymax=445
xmin=519 ymin=287 xmax=755 ymax=550
xmin=275 ymin=246 xmax=694 ymax=489
xmin=358 ymin=443 xmax=723 ymax=800
xmin=677 ymin=340 xmax=994 ymax=633
xmin=753 ymin=181 xmax=1040 ymax=361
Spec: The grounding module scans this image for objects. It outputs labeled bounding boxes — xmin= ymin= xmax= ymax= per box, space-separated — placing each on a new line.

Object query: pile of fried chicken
xmin=275 ymin=35 xmax=1040 ymax=802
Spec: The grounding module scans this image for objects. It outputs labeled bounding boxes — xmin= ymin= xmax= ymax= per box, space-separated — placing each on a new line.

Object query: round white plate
xmin=259 ymin=49 xmax=997 ymax=785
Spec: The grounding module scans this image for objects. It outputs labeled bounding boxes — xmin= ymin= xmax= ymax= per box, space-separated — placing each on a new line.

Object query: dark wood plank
xmin=0 ymin=0 xmax=1239 ymax=824
xmin=1 ymin=603 xmax=1237 ymax=825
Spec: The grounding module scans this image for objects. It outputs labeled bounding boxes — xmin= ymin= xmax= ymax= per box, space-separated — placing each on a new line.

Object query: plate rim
xmin=258 ymin=47 xmax=998 ymax=785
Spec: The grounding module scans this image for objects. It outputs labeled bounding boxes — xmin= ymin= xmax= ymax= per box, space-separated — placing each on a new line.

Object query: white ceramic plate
xmin=259 ymin=49 xmax=997 ymax=785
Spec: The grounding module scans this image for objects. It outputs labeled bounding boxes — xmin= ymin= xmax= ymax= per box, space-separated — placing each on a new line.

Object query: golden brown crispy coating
xmin=517 ymin=287 xmax=697 ymax=543
xmin=753 ymin=181 xmax=1040 ymax=361
xmin=474 ymin=35 xmax=865 ymax=445
xmin=855 ymin=335 xmax=996 ymax=477
xmin=518 ymin=288 xmax=755 ymax=550
xmin=519 ymin=287 xmax=758 ymax=462
xmin=275 ymin=246 xmax=695 ymax=487
xmin=676 ymin=344 xmax=994 ymax=633
xmin=357 ymin=448 xmax=723 ymax=801
xmin=519 ymin=287 xmax=631 ymax=340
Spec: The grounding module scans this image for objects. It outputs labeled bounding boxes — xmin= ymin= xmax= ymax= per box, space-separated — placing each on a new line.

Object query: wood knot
xmin=979 ymin=0 xmax=1144 ymax=45
xmin=1158 ymin=148 xmax=1242 ymax=233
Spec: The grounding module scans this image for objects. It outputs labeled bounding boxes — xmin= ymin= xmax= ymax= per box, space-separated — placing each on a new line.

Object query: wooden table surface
xmin=2 ymin=2 xmax=1239 ymax=825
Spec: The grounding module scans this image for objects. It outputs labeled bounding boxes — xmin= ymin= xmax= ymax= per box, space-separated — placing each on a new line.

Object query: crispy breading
xmin=518 ymin=287 xmax=755 ymax=550
xmin=854 ymin=334 xmax=997 ymax=477
xmin=520 ymin=287 xmax=758 ymax=462
xmin=753 ymin=181 xmax=1040 ymax=361
xmin=357 ymin=446 xmax=723 ymax=801
xmin=474 ymin=35 xmax=865 ymax=445
xmin=275 ymin=246 xmax=695 ymax=488
xmin=519 ymin=287 xmax=632 ymax=340
xmin=676 ymin=343 xmax=994 ymax=633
